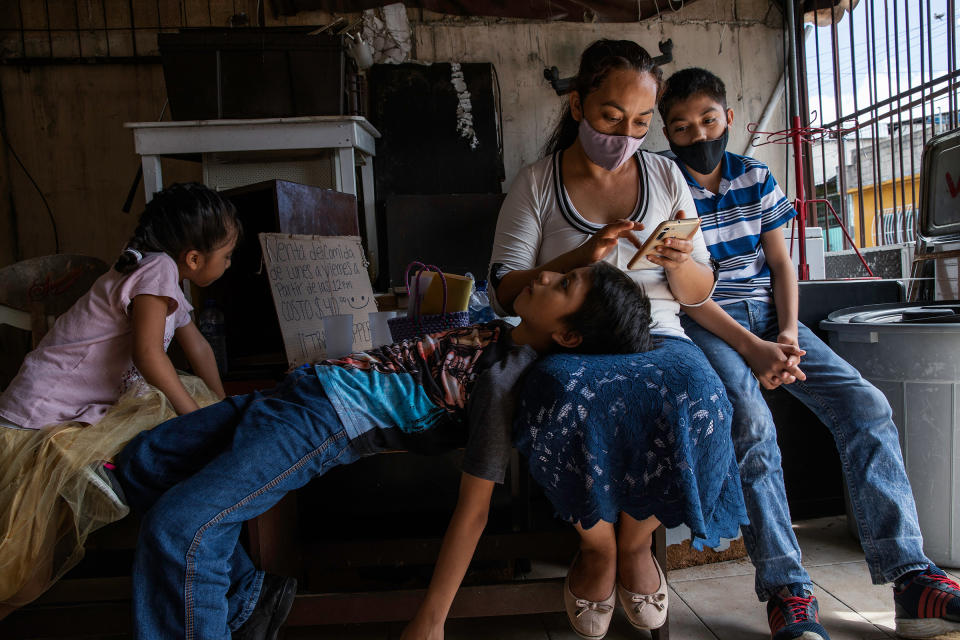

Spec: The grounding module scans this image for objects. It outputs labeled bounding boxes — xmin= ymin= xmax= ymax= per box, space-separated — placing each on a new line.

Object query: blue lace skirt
xmin=513 ymin=335 xmax=748 ymax=550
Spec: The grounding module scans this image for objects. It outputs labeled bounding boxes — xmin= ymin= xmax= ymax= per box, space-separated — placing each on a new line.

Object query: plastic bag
xmin=465 ymin=273 xmax=497 ymax=324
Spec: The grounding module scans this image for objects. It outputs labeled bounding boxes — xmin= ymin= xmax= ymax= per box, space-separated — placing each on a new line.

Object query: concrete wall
xmin=414 ymin=0 xmax=788 ymax=191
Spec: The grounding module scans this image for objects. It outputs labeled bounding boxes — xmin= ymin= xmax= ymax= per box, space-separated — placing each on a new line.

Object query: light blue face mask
xmin=577 ymin=117 xmax=646 ymax=171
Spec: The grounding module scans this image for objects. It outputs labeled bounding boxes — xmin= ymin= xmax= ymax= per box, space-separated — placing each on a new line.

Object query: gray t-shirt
xmin=463 ymin=343 xmax=539 ymax=483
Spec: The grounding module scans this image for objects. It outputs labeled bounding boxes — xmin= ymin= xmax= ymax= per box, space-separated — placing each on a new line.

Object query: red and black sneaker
xmin=894 ymin=565 xmax=960 ymax=638
xmin=767 ymin=586 xmax=830 ymax=640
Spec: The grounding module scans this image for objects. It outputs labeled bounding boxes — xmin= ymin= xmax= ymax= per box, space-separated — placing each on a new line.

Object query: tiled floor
xmin=287 ymin=516 xmax=960 ymax=639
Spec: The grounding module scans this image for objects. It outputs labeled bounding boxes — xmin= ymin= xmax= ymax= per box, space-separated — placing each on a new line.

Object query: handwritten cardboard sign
xmin=259 ymin=233 xmax=375 ymax=367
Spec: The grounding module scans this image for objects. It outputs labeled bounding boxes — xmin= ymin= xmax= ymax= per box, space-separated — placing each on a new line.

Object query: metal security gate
xmin=798 ymin=1 xmax=959 ymax=252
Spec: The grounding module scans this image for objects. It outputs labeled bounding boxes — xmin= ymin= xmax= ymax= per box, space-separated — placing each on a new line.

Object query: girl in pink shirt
xmin=0 ymin=182 xmax=239 ymax=616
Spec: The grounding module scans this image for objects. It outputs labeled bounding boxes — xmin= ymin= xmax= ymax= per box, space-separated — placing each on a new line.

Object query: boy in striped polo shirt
xmin=660 ymin=67 xmax=960 ymax=640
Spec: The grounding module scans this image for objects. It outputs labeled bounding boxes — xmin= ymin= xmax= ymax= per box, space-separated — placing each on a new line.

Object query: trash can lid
xmin=822 ymin=300 xmax=960 ymax=330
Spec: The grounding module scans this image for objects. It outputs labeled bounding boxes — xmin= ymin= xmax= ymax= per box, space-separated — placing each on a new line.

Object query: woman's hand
xmin=743 ymin=338 xmax=807 ymax=390
xmin=578 ymin=219 xmax=644 ymax=265
xmin=646 ymin=211 xmax=695 ymax=272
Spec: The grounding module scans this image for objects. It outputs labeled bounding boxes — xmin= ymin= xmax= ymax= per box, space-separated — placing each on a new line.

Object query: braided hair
xmin=115 ymin=183 xmax=239 ymax=274
xmin=544 ymin=39 xmax=663 ymax=156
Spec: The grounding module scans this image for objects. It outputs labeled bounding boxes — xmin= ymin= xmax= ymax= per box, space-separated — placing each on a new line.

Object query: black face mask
xmin=670 ymin=128 xmax=729 ymax=175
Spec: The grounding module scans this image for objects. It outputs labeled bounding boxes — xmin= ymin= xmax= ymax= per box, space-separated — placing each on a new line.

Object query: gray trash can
xmin=822 ymin=301 xmax=960 ymax=568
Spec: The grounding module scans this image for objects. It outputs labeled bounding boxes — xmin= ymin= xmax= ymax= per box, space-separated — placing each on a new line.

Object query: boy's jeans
xmin=115 ymin=367 xmax=369 ymax=640
xmin=681 ymin=300 xmax=929 ymax=600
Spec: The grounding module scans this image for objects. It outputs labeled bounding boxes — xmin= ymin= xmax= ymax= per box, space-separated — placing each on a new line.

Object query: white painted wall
xmin=413 ymin=0 xmax=790 ymax=193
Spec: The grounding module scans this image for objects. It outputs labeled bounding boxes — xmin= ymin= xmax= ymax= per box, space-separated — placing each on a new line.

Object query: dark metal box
xmin=204 ymin=180 xmax=359 ymax=376
xmin=158 ymin=27 xmax=360 ymax=120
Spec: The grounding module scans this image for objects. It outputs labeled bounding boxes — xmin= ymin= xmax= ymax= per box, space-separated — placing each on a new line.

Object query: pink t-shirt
xmin=0 ymin=253 xmax=192 ymax=429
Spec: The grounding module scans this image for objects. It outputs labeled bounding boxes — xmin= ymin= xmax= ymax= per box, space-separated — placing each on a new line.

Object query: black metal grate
xmin=0 ymin=0 xmax=261 ymax=63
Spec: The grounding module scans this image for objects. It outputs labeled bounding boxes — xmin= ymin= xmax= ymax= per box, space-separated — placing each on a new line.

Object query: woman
xmin=489 ymin=40 xmax=730 ymax=638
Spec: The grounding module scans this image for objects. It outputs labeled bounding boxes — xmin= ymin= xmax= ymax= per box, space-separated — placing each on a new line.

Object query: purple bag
xmin=387 ymin=262 xmax=471 ymax=342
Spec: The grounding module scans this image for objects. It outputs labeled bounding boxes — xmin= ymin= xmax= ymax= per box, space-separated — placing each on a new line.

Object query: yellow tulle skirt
xmin=0 ymin=375 xmax=220 ymax=618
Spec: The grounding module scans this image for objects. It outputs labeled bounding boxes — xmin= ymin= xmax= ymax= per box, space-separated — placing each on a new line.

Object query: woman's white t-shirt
xmin=488 ymin=150 xmax=712 ymax=337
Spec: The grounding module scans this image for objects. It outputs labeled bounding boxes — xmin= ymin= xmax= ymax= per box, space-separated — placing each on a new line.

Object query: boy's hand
xmin=400 ymin=617 xmax=444 ymax=640
xmin=776 ymin=330 xmax=799 ymax=349
xmin=646 ymin=210 xmax=695 ymax=271
xmin=743 ymin=338 xmax=806 ymax=390
xmin=579 ymin=219 xmax=644 ymax=265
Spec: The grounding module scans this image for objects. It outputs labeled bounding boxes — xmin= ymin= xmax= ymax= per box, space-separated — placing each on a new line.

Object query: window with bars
xmin=801 ymin=0 xmax=959 ymax=250
xmin=872 ymin=206 xmax=916 ymax=246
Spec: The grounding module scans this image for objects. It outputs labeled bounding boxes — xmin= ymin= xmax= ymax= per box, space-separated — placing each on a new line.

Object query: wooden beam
xmin=286 ymin=579 xmax=566 ymax=626
xmin=75 ymin=0 xmax=108 ymax=57
xmin=1 ymin=524 xmax=671 ymax=638
xmin=130 ymin=0 xmax=160 ymax=27
xmin=131 ymin=0 xmax=160 ymax=55
xmin=32 ymin=578 xmax=131 ymax=606
xmin=305 ymin=529 xmax=579 ymax=570
xmin=0 ymin=602 xmax=131 ymax=638
xmin=46 ymin=0 xmax=81 ymax=58
xmin=102 ymin=0 xmax=134 ymax=56
xmin=19 ymin=1 xmax=48 ymax=29
xmin=157 ymin=0 xmax=182 ymax=28
xmin=183 ymin=0 xmax=212 ymax=26
xmin=208 ymin=0 xmax=236 ymax=26
xmin=0 ymin=84 xmax=17 ymax=266
xmin=0 ymin=0 xmax=21 ymax=31
xmin=246 ymin=492 xmax=303 ymax=578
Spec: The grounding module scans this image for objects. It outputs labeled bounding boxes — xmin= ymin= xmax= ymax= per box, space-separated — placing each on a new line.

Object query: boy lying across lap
xmin=114 ymin=261 xmax=655 ymax=640
xmin=661 ymin=66 xmax=960 ymax=640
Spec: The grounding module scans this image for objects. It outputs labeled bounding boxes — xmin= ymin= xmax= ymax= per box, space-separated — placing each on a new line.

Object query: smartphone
xmin=627 ymin=217 xmax=702 ymax=270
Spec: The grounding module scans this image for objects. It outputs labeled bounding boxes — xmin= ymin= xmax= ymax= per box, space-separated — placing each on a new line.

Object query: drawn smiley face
xmin=347 ymin=294 xmax=369 ymax=310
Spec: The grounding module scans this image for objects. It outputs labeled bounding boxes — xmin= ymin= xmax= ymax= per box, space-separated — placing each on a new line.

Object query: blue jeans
xmin=681 ymin=300 xmax=929 ymax=600
xmin=115 ymin=367 xmax=369 ymax=640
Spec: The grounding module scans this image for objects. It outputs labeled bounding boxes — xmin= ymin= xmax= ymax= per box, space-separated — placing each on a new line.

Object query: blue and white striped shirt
xmin=674 ymin=152 xmax=797 ymax=305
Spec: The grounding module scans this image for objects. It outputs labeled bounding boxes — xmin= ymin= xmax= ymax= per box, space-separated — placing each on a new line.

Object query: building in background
xmin=843 ymin=113 xmax=954 ymax=248
xmin=811 ymin=112 xmax=954 ymax=252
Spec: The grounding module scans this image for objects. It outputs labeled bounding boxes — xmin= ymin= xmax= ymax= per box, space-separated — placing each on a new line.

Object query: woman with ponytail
xmin=488 ymin=40 xmax=742 ymax=639
xmin=0 ymin=182 xmax=239 ymax=616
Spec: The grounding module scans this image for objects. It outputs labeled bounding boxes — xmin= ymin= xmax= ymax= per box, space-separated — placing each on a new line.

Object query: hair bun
xmin=123 ymin=248 xmax=143 ymax=262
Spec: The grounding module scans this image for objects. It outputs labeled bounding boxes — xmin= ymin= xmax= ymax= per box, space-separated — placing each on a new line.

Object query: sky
xmin=804 ymin=0 xmax=957 ymax=137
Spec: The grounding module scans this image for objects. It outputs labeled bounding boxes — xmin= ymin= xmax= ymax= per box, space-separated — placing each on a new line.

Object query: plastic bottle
xmin=466 ymin=275 xmax=497 ymax=324
xmin=198 ymin=298 xmax=228 ymax=374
